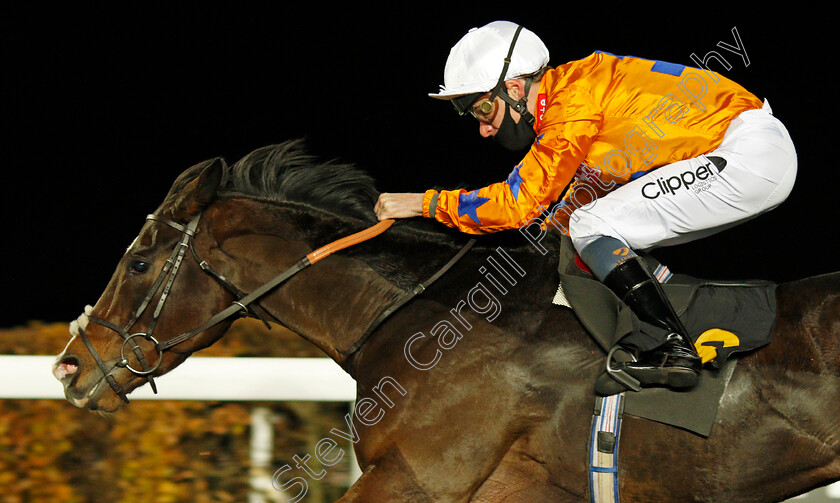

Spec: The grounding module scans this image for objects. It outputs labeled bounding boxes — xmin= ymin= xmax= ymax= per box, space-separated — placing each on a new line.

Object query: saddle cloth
xmin=552 ymin=236 xmax=777 ymax=368
xmin=552 ymin=236 xmax=776 ymax=436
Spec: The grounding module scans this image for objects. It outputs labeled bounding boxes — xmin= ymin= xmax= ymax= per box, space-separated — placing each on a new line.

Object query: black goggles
xmin=451 ymin=92 xmax=485 ymax=116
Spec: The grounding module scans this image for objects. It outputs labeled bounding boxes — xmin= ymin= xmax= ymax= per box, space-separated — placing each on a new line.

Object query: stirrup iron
xmin=605 ymin=346 xmax=641 ymax=392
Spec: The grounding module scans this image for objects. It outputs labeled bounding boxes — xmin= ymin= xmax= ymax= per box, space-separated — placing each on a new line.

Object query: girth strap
xmin=590 ymin=394 xmax=624 ymax=503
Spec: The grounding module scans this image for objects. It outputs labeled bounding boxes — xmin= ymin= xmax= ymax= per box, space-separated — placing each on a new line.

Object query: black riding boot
xmin=603 ymin=257 xmax=702 ymax=389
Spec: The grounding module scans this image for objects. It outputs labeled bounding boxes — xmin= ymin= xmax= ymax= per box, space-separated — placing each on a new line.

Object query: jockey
xmin=374 ymin=21 xmax=797 ymax=390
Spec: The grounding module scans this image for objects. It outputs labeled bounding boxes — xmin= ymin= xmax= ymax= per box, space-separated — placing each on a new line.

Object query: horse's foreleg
xmin=337 ymin=450 xmax=433 ymax=503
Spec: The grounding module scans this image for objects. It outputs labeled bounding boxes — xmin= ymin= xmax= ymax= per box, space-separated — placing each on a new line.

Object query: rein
xmin=78 ymin=213 xmax=474 ymax=403
xmin=156 ymin=218 xmax=400 ymax=352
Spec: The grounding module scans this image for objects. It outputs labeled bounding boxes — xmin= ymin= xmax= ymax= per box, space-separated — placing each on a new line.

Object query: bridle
xmin=76 ymin=211 xmax=474 ymax=404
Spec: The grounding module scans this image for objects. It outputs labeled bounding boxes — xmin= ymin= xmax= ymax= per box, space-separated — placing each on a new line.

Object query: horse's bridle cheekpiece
xmin=77 ymin=214 xmax=201 ymax=403
xmin=76 ymin=212 xmax=474 ymax=404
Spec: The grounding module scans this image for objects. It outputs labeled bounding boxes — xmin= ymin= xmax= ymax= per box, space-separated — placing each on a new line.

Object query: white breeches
xmin=569 ymin=101 xmax=797 ymax=252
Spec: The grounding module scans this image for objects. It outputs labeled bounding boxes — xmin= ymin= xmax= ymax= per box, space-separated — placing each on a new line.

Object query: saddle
xmin=551 ymin=236 xmax=777 ymax=436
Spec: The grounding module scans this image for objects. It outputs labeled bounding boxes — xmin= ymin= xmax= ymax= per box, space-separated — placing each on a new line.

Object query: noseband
xmin=76 ymin=211 xmax=474 ymax=405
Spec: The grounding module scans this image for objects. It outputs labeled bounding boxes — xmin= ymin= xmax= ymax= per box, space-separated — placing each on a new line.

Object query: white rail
xmin=0 ymin=355 xmax=356 ymax=400
xmin=1 ymin=354 xmax=362 ymax=498
xmin=3 ymin=355 xmax=837 ymax=501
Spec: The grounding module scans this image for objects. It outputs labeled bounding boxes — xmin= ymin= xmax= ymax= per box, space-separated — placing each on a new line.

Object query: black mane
xmin=222 ymin=139 xmax=379 ymax=223
xmin=215 ymin=139 xmax=558 ymax=257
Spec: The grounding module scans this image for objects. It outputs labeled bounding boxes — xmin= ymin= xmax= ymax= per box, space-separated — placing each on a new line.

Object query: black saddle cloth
xmin=552 ymin=236 xmax=777 ymax=436
xmin=553 ymin=236 xmax=776 ymax=367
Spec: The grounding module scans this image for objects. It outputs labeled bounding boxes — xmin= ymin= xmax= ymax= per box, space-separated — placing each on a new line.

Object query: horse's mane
xmin=221 ymin=139 xmax=379 ymax=224
xmin=212 ymin=139 xmax=559 ymax=256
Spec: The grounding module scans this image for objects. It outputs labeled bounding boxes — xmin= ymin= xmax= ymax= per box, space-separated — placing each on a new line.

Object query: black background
xmin=2 ymin=3 xmax=834 ymax=328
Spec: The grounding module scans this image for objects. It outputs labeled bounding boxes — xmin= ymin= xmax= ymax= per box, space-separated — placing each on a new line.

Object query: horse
xmin=53 ymin=140 xmax=840 ymax=502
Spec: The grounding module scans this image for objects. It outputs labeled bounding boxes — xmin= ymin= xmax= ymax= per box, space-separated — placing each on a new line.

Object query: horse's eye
xmin=129 ymin=260 xmax=150 ymax=275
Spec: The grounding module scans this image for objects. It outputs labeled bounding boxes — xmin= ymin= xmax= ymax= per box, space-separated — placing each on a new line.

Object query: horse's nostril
xmin=54 ymin=356 xmax=80 ymax=380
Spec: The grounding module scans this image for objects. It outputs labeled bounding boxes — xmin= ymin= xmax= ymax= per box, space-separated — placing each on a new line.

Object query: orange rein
xmin=305 ymin=219 xmax=395 ymax=264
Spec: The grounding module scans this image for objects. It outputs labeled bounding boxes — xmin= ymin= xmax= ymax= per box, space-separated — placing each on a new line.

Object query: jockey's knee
xmin=568 ymin=210 xmax=636 ymax=281
xmin=568 ymin=207 xmax=627 ymax=253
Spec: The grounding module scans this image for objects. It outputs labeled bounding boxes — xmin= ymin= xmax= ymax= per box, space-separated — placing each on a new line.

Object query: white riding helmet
xmin=429 ymin=21 xmax=550 ymax=101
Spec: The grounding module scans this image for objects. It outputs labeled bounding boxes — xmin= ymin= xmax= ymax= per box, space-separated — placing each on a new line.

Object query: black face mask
xmin=493 ymin=102 xmax=536 ymax=152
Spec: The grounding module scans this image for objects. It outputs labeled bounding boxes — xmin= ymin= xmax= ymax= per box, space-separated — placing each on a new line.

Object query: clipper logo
xmin=641 ymin=157 xmax=727 ymax=199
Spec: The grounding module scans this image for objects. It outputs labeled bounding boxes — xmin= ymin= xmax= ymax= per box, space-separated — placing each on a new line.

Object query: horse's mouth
xmin=54 ymin=355 xmax=80 ymax=385
xmin=53 ymin=355 xmax=125 ymax=412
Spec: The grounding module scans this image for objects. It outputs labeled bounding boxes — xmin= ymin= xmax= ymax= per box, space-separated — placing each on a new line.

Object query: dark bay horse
xmin=53 ymin=140 xmax=840 ymax=502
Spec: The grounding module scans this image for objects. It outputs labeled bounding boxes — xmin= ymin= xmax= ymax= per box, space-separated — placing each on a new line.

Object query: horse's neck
xmin=202 ymin=200 xmax=412 ymax=371
xmin=277 ymin=252 xmax=407 ymax=366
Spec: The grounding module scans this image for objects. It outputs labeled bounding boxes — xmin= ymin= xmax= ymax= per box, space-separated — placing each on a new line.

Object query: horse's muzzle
xmin=53 ymin=355 xmax=79 ymax=382
xmin=52 ymin=355 xmax=99 ymax=408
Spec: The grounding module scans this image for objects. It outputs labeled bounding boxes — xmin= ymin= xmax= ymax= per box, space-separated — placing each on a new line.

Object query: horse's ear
xmin=169 ymin=157 xmax=225 ymax=220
